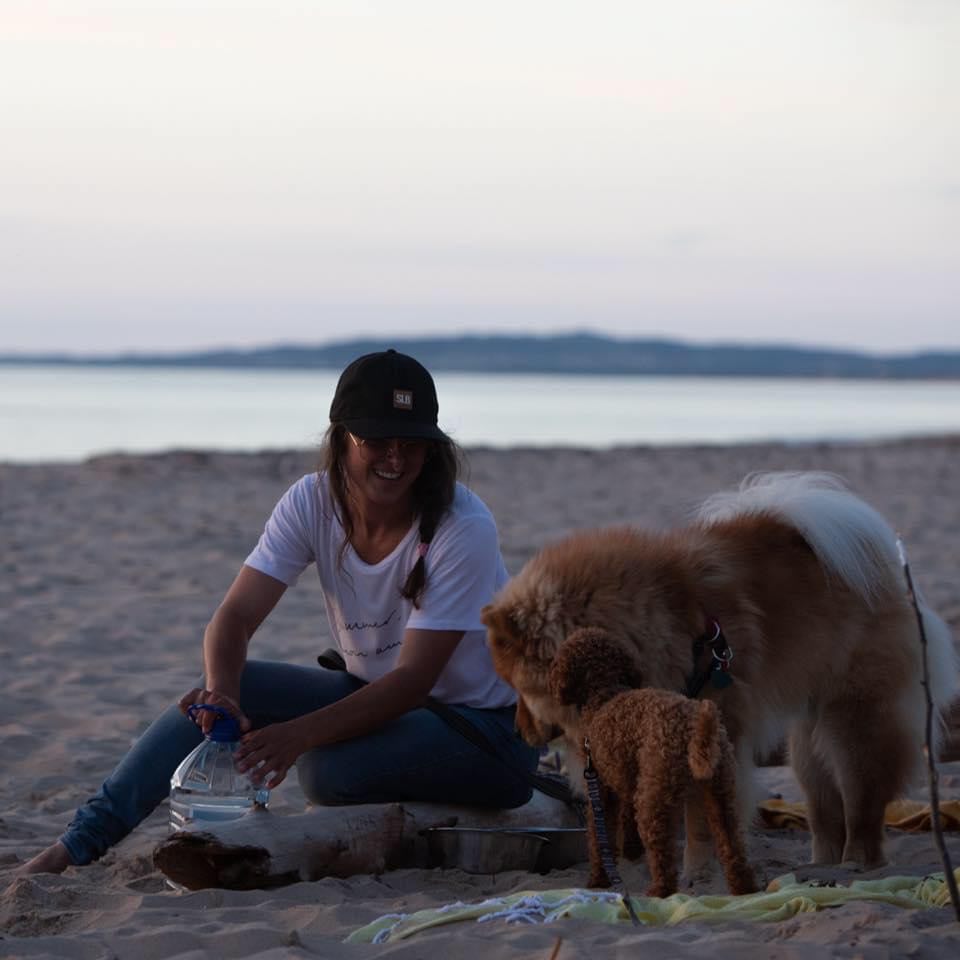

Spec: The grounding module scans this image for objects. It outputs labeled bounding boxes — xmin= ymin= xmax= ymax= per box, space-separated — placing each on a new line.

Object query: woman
xmin=22 ymin=349 xmax=537 ymax=874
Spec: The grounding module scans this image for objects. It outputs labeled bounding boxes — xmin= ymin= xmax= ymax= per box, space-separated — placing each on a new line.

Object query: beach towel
xmin=758 ymin=798 xmax=960 ymax=832
xmin=347 ymin=869 xmax=960 ymax=943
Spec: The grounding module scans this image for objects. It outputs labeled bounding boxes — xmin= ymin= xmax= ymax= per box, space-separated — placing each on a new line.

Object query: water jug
xmin=169 ymin=704 xmax=270 ymax=832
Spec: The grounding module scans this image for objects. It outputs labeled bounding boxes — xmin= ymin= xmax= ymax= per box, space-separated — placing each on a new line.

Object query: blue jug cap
xmin=187 ymin=704 xmax=242 ymax=742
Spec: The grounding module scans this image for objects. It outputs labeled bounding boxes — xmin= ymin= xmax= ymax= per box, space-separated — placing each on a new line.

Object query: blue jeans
xmin=60 ymin=660 xmax=539 ymax=865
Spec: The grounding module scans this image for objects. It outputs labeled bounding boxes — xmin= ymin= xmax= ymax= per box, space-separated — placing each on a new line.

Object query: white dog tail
xmin=696 ymin=471 xmax=902 ymax=604
xmin=688 ymin=700 xmax=722 ymax=780
xmin=697 ymin=471 xmax=959 ymax=713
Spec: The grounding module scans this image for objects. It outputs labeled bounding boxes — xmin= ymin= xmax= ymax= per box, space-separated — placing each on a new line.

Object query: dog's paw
xmin=644 ymin=880 xmax=677 ymax=899
xmin=587 ymin=870 xmax=613 ymax=889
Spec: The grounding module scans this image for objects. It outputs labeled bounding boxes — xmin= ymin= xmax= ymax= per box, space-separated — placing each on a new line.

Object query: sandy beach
xmin=2 ymin=437 xmax=960 ymax=958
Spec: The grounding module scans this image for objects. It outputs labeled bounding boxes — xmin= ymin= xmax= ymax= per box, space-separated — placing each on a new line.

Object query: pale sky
xmin=1 ymin=0 xmax=957 ymax=356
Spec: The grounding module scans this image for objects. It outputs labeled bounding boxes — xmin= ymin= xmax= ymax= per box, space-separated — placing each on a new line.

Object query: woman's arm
xmin=233 ymin=627 xmax=463 ymax=787
xmin=178 ymin=565 xmax=287 ymax=734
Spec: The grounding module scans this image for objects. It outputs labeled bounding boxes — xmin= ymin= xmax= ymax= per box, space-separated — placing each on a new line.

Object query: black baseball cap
xmin=329 ymin=349 xmax=449 ymax=441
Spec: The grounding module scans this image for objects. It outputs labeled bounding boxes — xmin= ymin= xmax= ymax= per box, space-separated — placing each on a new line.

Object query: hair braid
xmin=399 ymin=440 xmax=459 ymax=608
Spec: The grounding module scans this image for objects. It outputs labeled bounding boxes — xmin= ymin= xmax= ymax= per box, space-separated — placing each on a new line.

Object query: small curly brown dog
xmin=550 ymin=628 xmax=758 ymax=898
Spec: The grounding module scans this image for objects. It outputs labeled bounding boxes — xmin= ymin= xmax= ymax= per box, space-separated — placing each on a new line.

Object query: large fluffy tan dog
xmin=482 ymin=472 xmax=958 ymax=873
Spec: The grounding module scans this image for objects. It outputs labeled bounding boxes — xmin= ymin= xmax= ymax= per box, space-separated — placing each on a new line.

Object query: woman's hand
xmin=178 ymin=687 xmax=251 ymax=736
xmin=234 ymin=719 xmax=311 ymax=789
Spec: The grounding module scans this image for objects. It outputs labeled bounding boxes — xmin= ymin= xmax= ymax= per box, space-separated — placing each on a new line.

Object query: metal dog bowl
xmin=424 ymin=826 xmax=587 ymax=874
xmin=533 ymin=827 xmax=588 ymax=871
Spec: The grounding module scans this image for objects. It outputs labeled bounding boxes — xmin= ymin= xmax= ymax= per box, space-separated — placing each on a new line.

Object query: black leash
xmin=583 ymin=737 xmax=642 ymax=926
xmin=423 ymin=696 xmax=583 ymax=810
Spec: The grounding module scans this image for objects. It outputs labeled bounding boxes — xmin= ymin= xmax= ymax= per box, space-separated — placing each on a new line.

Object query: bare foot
xmin=17 ymin=842 xmax=74 ymax=876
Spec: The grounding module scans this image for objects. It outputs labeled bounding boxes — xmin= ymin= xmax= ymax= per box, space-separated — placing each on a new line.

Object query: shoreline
xmin=2 ymin=428 xmax=959 ymax=464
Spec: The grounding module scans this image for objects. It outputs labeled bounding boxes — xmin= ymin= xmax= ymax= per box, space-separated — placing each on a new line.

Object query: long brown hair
xmin=319 ymin=424 xmax=462 ymax=608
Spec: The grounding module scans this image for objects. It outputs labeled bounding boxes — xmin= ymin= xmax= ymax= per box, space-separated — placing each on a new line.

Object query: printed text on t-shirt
xmin=342 ymin=639 xmax=403 ymax=658
xmin=343 ymin=608 xmax=398 ymax=632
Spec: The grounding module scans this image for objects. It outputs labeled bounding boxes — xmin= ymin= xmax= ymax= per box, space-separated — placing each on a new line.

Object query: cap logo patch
xmin=393 ymin=388 xmax=413 ymax=410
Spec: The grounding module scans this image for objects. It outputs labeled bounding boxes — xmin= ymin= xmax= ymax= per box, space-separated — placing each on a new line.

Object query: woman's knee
xmin=295 ymin=748 xmax=359 ymax=804
xmin=493 ymin=778 xmax=535 ymax=810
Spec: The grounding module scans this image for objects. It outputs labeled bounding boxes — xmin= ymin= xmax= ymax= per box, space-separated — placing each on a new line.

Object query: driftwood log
xmin=154 ymin=791 xmax=582 ymax=890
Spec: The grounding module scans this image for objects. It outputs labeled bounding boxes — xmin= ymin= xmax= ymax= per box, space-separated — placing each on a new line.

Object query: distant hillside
xmin=3 ymin=333 xmax=960 ymax=378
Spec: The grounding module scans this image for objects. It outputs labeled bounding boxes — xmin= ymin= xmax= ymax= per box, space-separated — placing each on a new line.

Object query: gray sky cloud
xmin=1 ymin=0 xmax=957 ymax=354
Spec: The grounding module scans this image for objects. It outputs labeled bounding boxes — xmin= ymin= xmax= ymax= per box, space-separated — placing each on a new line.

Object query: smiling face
xmin=342 ymin=432 xmax=430 ymax=513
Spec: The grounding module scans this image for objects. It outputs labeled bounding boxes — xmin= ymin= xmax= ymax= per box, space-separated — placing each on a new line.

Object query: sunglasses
xmin=348 ymin=433 xmax=430 ymax=462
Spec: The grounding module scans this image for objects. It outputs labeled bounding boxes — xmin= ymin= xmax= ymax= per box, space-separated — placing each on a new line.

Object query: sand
xmin=2 ymin=437 xmax=960 ymax=958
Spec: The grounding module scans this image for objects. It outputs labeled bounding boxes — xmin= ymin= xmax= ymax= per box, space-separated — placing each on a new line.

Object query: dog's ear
xmin=481 ymin=603 xmax=520 ymax=648
xmin=601 ymin=636 xmax=644 ymax=688
xmin=515 ymin=696 xmax=536 ymax=738
xmin=514 ymin=696 xmax=556 ymax=746
xmin=480 ymin=603 xmax=512 ymax=633
xmin=550 ymin=628 xmax=643 ymax=705
xmin=479 ymin=602 xmax=501 ymax=630
xmin=548 ymin=635 xmax=592 ymax=706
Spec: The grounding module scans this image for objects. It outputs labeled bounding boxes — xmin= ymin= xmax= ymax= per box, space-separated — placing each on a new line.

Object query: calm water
xmin=1 ymin=365 xmax=959 ymax=462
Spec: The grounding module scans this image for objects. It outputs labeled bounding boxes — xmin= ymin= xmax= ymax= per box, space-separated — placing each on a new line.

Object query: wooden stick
xmin=897 ymin=537 xmax=960 ymax=921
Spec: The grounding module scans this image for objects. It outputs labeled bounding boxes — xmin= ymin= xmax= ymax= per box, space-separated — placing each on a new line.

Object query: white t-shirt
xmin=244 ymin=473 xmax=516 ymax=709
